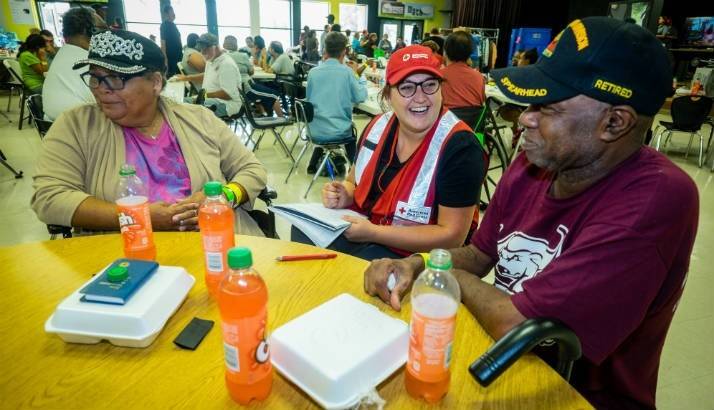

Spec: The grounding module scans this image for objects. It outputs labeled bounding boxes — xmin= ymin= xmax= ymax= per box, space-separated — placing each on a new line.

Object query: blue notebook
xmin=79 ymin=259 xmax=159 ymax=305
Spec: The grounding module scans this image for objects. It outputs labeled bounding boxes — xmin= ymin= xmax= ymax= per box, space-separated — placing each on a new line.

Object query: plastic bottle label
xmin=117 ymin=202 xmax=153 ymax=251
xmin=408 ymin=310 xmax=456 ymax=382
xmin=221 ymin=307 xmax=271 ymax=382
xmin=202 ymin=233 xmax=232 ymax=274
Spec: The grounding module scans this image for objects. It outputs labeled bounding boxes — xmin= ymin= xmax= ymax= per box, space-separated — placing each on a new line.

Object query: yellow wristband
xmin=411 ymin=252 xmax=429 ymax=269
xmin=226 ymin=183 xmax=244 ymax=206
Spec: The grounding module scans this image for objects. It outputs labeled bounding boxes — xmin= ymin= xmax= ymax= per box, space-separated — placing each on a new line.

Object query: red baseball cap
xmin=386 ymin=45 xmax=442 ymax=85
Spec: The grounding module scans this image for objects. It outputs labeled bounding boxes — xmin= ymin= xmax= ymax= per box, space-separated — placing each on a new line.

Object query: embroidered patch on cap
xmin=593 ymin=79 xmax=633 ymax=98
xmin=90 ymin=31 xmax=144 ymax=61
xmin=500 ymin=77 xmax=548 ymax=97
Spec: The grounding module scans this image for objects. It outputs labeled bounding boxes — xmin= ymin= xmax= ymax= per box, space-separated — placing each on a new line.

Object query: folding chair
xmin=653 ymin=95 xmax=713 ymax=167
xmin=286 ymin=99 xmax=354 ymax=198
xmin=25 ymin=94 xmax=53 ymax=138
xmin=450 ymin=105 xmax=509 ymax=210
xmin=3 ymin=59 xmax=31 ymax=130
xmin=238 ymin=89 xmax=295 ymax=162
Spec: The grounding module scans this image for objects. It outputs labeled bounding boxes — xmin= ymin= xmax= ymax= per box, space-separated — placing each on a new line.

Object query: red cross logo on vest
xmin=399 ymin=206 xmax=406 ymax=214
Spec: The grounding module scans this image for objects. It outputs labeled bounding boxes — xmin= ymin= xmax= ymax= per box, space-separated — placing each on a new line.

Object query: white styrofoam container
xmin=45 ymin=265 xmax=195 ymax=348
xmin=270 ymin=293 xmax=408 ymax=409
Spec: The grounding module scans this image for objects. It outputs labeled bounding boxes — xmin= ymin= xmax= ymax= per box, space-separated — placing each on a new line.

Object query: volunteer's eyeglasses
xmin=395 ymin=78 xmax=441 ymax=98
xmin=80 ymin=71 xmax=144 ymax=91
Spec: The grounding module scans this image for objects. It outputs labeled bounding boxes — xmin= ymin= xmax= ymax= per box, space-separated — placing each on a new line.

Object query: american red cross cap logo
xmin=402 ymin=54 xmax=411 ymax=61
xmin=399 ymin=207 xmax=406 ymax=214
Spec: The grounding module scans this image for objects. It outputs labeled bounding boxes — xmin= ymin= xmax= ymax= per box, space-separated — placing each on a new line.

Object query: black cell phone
xmin=173 ymin=317 xmax=214 ymax=350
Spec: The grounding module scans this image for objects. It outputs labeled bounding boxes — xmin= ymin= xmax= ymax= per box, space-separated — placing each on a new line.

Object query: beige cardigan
xmin=31 ymin=97 xmax=268 ymax=236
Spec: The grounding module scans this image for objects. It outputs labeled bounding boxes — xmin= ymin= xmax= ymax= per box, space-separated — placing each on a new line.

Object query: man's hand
xmin=342 ymin=215 xmax=375 ymax=242
xmin=322 ymin=181 xmax=352 ymax=209
xmin=364 ymin=256 xmax=423 ymax=311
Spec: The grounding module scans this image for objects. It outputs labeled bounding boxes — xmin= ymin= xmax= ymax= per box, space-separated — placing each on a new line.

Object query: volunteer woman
xmin=295 ymin=45 xmax=485 ymax=260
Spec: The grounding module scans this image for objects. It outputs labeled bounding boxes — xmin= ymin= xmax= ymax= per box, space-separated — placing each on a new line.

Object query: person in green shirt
xmin=17 ymin=34 xmax=48 ymax=93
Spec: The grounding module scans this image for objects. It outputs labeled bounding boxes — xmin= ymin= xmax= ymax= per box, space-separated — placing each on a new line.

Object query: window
xmin=124 ymin=0 xmax=162 ymax=42
xmin=216 ymin=0 xmax=251 ymax=44
xmin=301 ymin=1 xmax=329 ymax=33
xmin=259 ymin=0 xmax=293 ymax=48
xmin=170 ymin=0 xmax=208 ymax=43
xmin=124 ymin=0 xmax=206 ymax=48
xmin=339 ymin=4 xmax=368 ymax=33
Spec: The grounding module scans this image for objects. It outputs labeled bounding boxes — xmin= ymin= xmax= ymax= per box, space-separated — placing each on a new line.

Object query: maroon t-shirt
xmin=471 ymin=147 xmax=698 ymax=409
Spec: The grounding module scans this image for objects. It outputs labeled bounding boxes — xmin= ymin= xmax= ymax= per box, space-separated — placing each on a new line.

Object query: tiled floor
xmin=0 ymin=94 xmax=712 ymax=409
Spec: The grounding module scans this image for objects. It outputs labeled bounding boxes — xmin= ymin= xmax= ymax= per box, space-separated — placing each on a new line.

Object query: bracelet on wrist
xmin=226 ymin=183 xmax=244 ymax=206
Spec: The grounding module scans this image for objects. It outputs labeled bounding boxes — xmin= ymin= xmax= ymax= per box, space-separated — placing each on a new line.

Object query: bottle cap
xmin=227 ymin=247 xmax=253 ymax=269
xmin=107 ymin=266 xmax=129 ymax=282
xmin=119 ymin=164 xmax=136 ymax=176
xmin=427 ymin=249 xmax=452 ymax=270
xmin=203 ymin=181 xmax=223 ymax=196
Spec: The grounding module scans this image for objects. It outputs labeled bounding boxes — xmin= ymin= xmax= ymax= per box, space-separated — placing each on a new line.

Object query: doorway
xmin=379 ymin=20 xmax=423 ymax=46
xmin=37 ymin=1 xmax=71 ymax=46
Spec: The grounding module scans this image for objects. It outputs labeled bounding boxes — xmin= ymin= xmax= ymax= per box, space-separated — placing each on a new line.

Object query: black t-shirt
xmin=160 ymin=21 xmax=182 ymax=69
xmin=361 ymin=118 xmax=485 ymax=212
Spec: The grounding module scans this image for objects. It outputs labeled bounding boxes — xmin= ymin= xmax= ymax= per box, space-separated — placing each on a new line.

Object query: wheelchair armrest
xmin=258 ymin=186 xmax=278 ymax=205
xmin=469 ymin=318 xmax=581 ymax=387
xmin=47 ymin=224 xmax=73 ymax=239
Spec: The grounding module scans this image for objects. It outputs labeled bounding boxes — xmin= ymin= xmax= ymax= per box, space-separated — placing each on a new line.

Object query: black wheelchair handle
xmin=469 ymin=318 xmax=582 ymax=387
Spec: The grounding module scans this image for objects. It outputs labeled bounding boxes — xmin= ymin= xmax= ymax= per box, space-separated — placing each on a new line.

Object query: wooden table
xmin=0 ymin=233 xmax=592 ymax=409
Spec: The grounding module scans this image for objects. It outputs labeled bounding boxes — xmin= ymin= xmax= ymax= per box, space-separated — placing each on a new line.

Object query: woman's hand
xmin=342 ymin=215 xmax=375 ymax=243
xmin=150 ymin=200 xmax=201 ymax=231
xmin=322 ymin=181 xmax=353 ymax=209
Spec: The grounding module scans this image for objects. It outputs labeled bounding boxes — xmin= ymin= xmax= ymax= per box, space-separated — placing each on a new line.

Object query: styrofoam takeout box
xmin=45 ymin=265 xmax=195 ymax=348
xmin=270 ymin=293 xmax=408 ymax=409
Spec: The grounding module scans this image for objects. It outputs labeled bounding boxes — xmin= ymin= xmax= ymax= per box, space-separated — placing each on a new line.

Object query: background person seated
xmin=305 ymin=32 xmax=367 ymax=172
xmin=31 ymin=30 xmax=267 ymax=236
xmin=181 ymin=33 xmax=206 ymax=91
xmin=295 ymin=45 xmax=485 ymax=261
xmin=193 ymin=33 xmax=242 ymax=118
xmin=379 ymin=33 xmax=393 ymax=53
xmin=267 ymin=41 xmax=295 ymax=75
xmin=17 ymin=34 xmax=48 ymax=94
xmin=43 ymin=6 xmax=108 ymax=121
xmin=440 ymin=31 xmax=485 ymax=109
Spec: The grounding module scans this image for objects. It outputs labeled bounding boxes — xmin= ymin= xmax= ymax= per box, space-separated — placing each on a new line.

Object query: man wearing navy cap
xmin=364 ymin=17 xmax=699 ymax=408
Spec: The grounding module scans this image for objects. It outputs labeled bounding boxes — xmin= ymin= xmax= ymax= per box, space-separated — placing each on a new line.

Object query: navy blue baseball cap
xmin=490 ymin=17 xmax=672 ymax=116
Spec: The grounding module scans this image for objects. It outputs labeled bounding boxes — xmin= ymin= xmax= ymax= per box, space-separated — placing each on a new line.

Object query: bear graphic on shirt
xmin=495 ymin=225 xmax=569 ymax=293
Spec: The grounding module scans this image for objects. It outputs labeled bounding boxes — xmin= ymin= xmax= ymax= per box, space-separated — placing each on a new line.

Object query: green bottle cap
xmin=119 ymin=164 xmax=136 ymax=176
xmin=107 ymin=266 xmax=129 ymax=282
xmin=427 ymin=249 xmax=453 ymax=270
xmin=227 ymin=247 xmax=253 ymax=269
xmin=204 ymin=181 xmax=223 ymax=196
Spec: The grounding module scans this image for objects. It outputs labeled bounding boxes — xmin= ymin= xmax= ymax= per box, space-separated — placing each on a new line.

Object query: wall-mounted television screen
xmin=684 ymin=17 xmax=714 ymax=46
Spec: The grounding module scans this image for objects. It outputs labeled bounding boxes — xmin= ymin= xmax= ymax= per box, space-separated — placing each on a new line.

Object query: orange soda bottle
xmin=218 ymin=247 xmax=273 ymax=404
xmin=116 ymin=164 xmax=156 ymax=261
xmin=198 ymin=181 xmax=235 ymax=297
xmin=405 ymin=249 xmax=461 ymax=403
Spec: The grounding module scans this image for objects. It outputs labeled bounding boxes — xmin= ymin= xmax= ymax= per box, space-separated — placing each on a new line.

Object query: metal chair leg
xmin=303 ymin=154 xmax=331 ymax=199
xmin=0 ymin=149 xmax=23 ymax=178
xmin=17 ymin=92 xmax=26 ymax=130
xmin=697 ymin=132 xmax=704 ymax=168
xmin=284 ymin=140 xmax=312 ymax=184
xmin=685 ymin=132 xmax=694 ymax=160
xmin=271 ymin=128 xmax=295 ymax=164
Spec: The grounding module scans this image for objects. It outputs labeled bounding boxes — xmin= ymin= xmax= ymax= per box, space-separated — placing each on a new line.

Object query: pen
xmin=325 ymin=159 xmax=336 ymax=181
xmin=276 ymin=253 xmax=338 ymax=262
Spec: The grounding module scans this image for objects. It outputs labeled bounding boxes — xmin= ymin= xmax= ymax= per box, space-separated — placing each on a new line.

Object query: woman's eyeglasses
xmin=80 ymin=71 xmax=144 ymax=91
xmin=395 ymin=78 xmax=441 ymax=98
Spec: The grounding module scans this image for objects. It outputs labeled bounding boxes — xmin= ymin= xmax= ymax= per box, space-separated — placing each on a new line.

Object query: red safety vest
xmin=352 ymin=108 xmax=479 ymax=255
